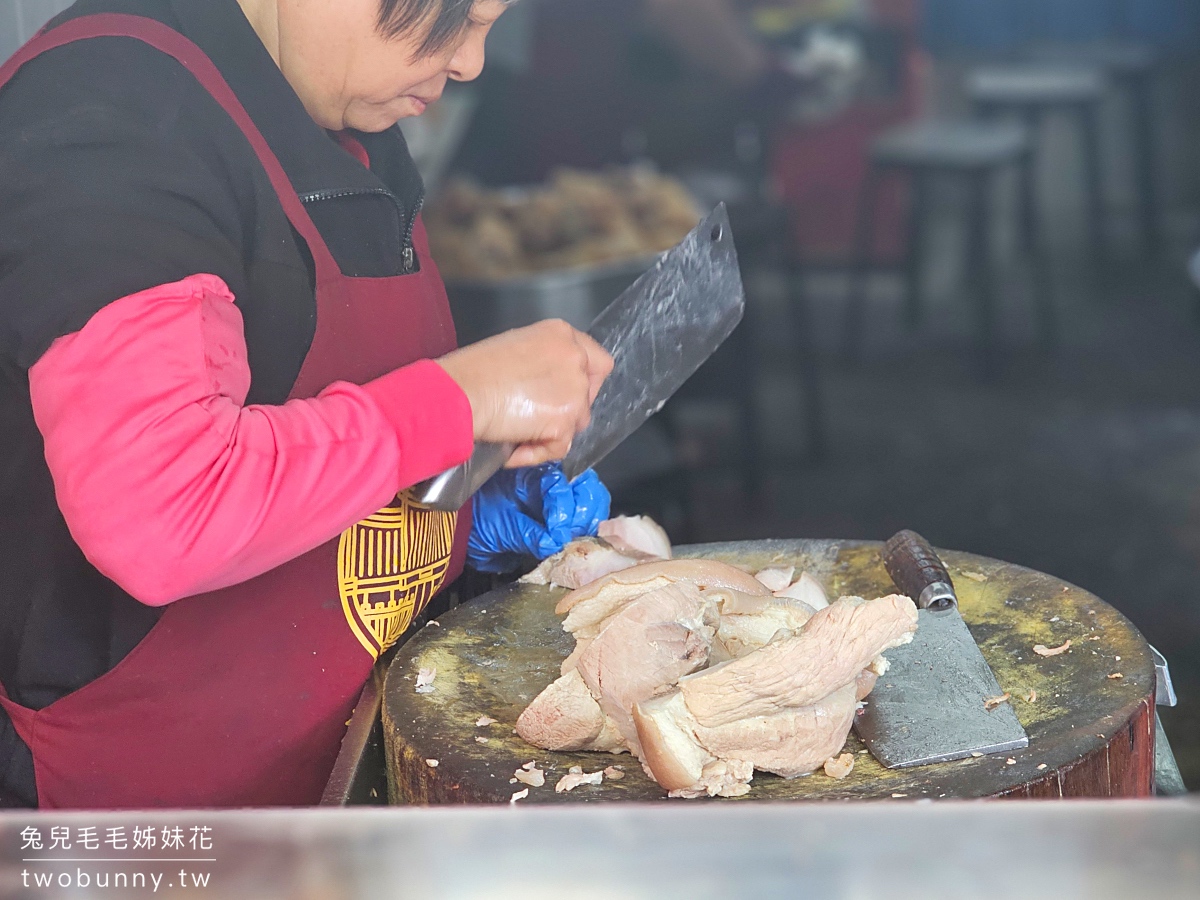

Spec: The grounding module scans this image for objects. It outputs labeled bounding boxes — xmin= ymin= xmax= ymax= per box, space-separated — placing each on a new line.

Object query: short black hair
xmin=377 ymin=0 xmax=479 ymax=55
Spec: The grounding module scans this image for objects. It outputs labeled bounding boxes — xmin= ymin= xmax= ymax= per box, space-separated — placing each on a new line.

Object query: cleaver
xmin=854 ymin=530 xmax=1029 ymax=768
xmin=414 ymin=204 xmax=745 ymax=511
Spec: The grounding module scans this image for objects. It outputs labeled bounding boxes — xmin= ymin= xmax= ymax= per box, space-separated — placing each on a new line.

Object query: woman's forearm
xmin=29 ymin=274 xmax=473 ymax=606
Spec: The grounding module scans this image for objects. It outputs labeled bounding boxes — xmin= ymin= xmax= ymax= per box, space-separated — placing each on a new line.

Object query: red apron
xmin=0 ymin=14 xmax=469 ymax=809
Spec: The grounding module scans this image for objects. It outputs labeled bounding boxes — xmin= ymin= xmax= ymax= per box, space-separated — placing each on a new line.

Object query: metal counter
xmin=2 ymin=800 xmax=1198 ymax=898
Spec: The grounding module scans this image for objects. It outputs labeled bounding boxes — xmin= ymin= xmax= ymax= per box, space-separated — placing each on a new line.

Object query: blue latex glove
xmin=467 ymin=464 xmax=611 ymax=574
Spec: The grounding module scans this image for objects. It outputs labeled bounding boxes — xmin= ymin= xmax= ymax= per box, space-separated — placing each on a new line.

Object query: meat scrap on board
xmin=516 ymin=556 xmax=919 ymax=798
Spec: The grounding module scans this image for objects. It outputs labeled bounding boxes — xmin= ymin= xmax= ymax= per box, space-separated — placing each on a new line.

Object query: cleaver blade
xmin=562 ymin=203 xmax=743 ymax=479
xmin=854 ymin=530 xmax=1029 ymax=769
xmin=414 ymin=204 xmax=744 ymax=509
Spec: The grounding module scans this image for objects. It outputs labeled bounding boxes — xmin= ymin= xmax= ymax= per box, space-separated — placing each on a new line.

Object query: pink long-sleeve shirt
xmin=28 ymin=273 xmax=474 ymax=607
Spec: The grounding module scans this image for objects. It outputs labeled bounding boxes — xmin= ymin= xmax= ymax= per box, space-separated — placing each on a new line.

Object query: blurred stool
xmin=1025 ymin=42 xmax=1163 ymax=257
xmin=966 ymin=64 xmax=1110 ymax=262
xmin=843 ymin=120 xmax=1053 ymax=376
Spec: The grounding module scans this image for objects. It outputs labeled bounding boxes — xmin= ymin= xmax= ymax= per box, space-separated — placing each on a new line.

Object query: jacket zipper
xmin=299 ymin=185 xmax=425 ymax=274
xmin=404 ymin=189 xmax=426 ymax=273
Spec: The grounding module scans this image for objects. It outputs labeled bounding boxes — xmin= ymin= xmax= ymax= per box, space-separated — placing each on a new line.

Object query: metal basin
xmin=445 ymin=255 xmax=656 ymax=343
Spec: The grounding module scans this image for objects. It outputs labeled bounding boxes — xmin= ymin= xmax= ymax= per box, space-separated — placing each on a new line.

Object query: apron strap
xmin=0 ymin=13 xmax=342 ymax=284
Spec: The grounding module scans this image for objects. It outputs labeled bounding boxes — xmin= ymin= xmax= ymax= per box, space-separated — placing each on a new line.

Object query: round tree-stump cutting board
xmin=383 ymin=540 xmax=1156 ymax=803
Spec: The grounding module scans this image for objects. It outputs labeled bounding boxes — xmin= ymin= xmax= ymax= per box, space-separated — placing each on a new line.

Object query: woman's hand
xmin=467 ymin=465 xmax=611 ymax=573
xmin=436 ymin=320 xmax=613 ymax=468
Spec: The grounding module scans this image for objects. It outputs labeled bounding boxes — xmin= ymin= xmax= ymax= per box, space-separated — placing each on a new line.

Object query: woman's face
xmin=247 ymin=0 xmax=509 ymax=132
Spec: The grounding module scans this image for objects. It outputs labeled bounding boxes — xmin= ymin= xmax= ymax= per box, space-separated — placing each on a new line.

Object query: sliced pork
xmin=520 ymin=582 xmax=717 ymax=755
xmin=517 ymin=557 xmax=919 ymax=798
xmin=678 ymin=594 xmax=917 ymax=728
xmin=634 ymin=682 xmax=859 ymax=794
xmin=557 ymin=558 xmax=769 ymax=615
xmin=754 ymin=566 xmax=795 ymax=593
xmin=855 ymin=667 xmax=880 ymax=701
xmin=574 ymin=582 xmax=716 ymax=752
xmin=693 ymin=683 xmax=860 ymax=779
xmin=515 ymin=669 xmax=610 ymax=752
xmin=521 ymin=538 xmax=641 ymax=590
xmin=598 ymin=516 xmax=672 ymax=561
xmin=521 ymin=516 xmax=672 ymax=590
xmin=706 ymin=588 xmax=816 ymax=662
xmin=561 ymin=575 xmax=678 ymax=642
xmin=774 ymin=571 xmax=830 ymax=610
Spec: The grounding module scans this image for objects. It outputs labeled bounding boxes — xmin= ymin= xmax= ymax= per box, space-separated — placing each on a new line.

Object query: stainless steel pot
xmin=444 ymin=255 xmax=657 ymax=343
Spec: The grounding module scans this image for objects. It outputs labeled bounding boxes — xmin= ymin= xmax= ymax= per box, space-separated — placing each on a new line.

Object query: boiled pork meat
xmin=774 ymin=571 xmax=829 ymax=610
xmin=692 ymin=682 xmax=860 ymax=779
xmin=573 ymin=582 xmax=716 ymax=752
xmin=520 ymin=538 xmax=641 ymax=590
xmin=517 ymin=582 xmax=716 ymax=755
xmin=753 ymin=566 xmax=795 ymax=593
xmin=678 ymin=594 xmax=918 ymax=728
xmin=705 ymin=587 xmax=816 ymax=662
xmin=514 ymin=668 xmax=623 ymax=752
xmin=557 ymin=558 xmax=769 ymax=616
xmin=516 ymin=558 xmax=920 ymax=798
xmin=521 ymin=516 xmax=673 ymax=590
xmin=598 ymin=516 xmax=673 ymax=561
xmin=634 ymin=682 xmax=859 ymax=796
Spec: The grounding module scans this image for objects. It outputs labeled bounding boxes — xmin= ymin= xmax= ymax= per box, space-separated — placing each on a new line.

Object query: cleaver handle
xmin=882 ymin=530 xmax=958 ymax=612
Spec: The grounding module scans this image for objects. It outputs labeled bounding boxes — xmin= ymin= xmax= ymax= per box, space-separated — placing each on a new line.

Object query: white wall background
xmin=1 ymin=0 xmax=73 ymax=62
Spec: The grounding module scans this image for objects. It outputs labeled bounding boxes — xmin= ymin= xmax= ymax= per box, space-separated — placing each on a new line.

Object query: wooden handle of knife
xmin=881 ymin=530 xmax=957 ymax=611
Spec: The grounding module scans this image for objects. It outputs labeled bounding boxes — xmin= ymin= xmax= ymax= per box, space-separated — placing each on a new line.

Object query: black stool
xmin=843 ymin=120 xmax=1052 ymax=375
xmin=966 ymin=64 xmax=1110 ymax=261
xmin=1026 ymin=42 xmax=1163 ymax=257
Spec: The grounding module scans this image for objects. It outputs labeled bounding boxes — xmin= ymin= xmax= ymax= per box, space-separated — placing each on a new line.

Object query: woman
xmin=0 ymin=0 xmax=613 ymax=809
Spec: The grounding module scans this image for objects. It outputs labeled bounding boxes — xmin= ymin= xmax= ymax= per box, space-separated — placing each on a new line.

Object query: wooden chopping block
xmin=383 ymin=540 xmax=1156 ymax=803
